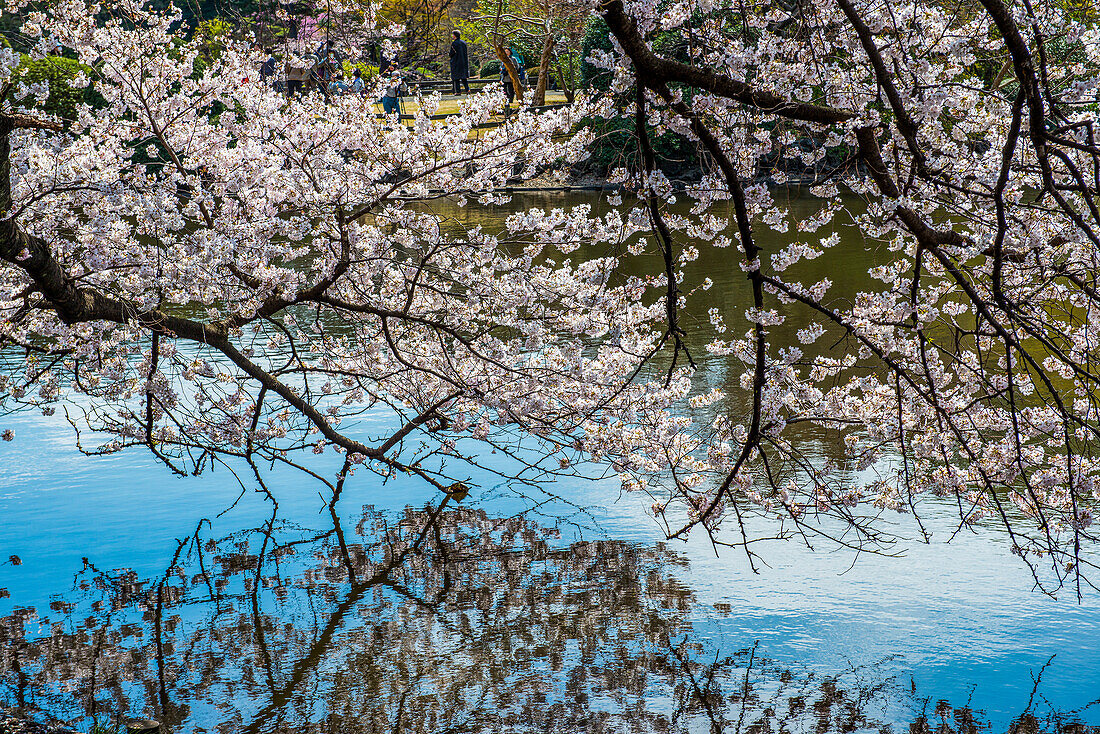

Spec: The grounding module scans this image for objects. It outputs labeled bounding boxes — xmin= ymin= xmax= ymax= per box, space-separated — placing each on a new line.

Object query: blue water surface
xmin=2 ymin=404 xmax=1099 ymax=731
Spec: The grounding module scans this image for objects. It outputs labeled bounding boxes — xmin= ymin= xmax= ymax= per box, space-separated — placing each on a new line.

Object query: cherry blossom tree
xmin=468 ymin=0 xmax=590 ymax=105
xmin=0 ymin=0 xmax=676 ymax=500
xmin=590 ymin=0 xmax=1100 ymax=593
xmin=4 ymin=0 xmax=1100 ymax=595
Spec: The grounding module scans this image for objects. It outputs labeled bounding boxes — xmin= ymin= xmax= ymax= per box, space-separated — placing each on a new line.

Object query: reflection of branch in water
xmin=250 ymin=510 xmax=280 ymax=699
xmin=239 ymin=498 xmax=466 ymax=734
xmin=2 ymin=505 xmax=1098 ymax=734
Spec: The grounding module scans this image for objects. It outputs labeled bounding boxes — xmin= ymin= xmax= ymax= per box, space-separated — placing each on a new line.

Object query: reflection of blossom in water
xmin=0 ymin=504 xmax=1096 ymax=733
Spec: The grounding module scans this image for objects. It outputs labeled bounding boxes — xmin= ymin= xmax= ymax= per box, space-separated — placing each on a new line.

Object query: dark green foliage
xmin=577 ymin=16 xmax=697 ymax=176
xmin=0 ymin=20 xmax=17 ymax=50
xmin=579 ymin=13 xmax=704 ymax=91
xmin=150 ymin=0 xmax=267 ymax=25
xmin=580 ymin=112 xmax=698 ymax=177
xmin=480 ymin=59 xmax=501 ymax=77
xmin=12 ymin=55 xmax=103 ymax=122
xmin=579 ymin=17 xmax=612 ymax=90
xmin=0 ymin=3 xmax=49 ymax=52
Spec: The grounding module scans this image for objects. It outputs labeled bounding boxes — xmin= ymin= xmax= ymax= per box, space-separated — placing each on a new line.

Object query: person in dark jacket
xmin=258 ymin=47 xmax=277 ymax=85
xmin=449 ymin=31 xmax=470 ymax=95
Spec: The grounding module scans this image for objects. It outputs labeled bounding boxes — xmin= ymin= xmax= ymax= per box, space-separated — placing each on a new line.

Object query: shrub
xmin=343 ymin=60 xmax=380 ymax=78
xmin=579 ymin=112 xmax=698 ymax=176
xmin=14 ymin=54 xmax=101 ymax=122
xmin=480 ymin=59 xmax=501 ymax=77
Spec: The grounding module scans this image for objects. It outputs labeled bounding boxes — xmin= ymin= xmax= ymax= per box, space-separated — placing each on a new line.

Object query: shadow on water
xmin=2 ymin=500 xmax=1098 ymax=734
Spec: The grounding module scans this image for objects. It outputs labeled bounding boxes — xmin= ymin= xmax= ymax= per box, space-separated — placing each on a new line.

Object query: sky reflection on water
xmin=1 ymin=406 xmax=1099 ymax=732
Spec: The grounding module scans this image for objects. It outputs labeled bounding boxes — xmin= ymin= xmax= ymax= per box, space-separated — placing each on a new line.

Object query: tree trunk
xmin=533 ymin=35 xmax=555 ymax=107
xmin=555 ymin=58 xmax=575 ymax=103
xmin=495 ymin=44 xmax=524 ymax=104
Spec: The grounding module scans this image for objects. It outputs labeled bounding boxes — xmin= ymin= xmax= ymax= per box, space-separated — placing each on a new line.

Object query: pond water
xmin=1 ymin=192 xmax=1099 ymax=734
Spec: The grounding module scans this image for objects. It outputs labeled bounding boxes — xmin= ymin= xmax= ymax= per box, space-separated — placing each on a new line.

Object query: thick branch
xmin=600 ymin=0 xmax=854 ymax=125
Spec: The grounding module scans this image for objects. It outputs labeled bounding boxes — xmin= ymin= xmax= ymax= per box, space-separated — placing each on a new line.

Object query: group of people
xmin=267 ymin=39 xmax=401 ymax=112
xmin=324 ymin=67 xmax=366 ymax=96
xmin=311 ymin=40 xmax=406 ymax=111
xmin=258 ymin=30 xmax=528 ymax=113
xmin=324 ymin=64 xmax=404 ymax=113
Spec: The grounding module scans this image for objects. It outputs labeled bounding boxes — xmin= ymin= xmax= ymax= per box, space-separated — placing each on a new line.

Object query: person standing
xmin=286 ymin=63 xmax=309 ymax=97
xmin=500 ymin=59 xmax=514 ymax=104
xmin=449 ymin=31 xmax=470 ymax=95
xmin=500 ymin=47 xmax=525 ymax=105
xmin=258 ymin=47 xmax=277 ymax=86
xmin=380 ymin=64 xmax=401 ymax=114
xmin=511 ymin=47 xmax=527 ymax=87
xmin=311 ymin=41 xmax=341 ymax=93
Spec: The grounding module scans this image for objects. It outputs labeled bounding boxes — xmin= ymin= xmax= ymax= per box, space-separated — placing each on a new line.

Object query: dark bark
xmin=533 ymin=35 xmax=555 ymax=107
xmin=599 ymin=0 xmax=854 ymax=124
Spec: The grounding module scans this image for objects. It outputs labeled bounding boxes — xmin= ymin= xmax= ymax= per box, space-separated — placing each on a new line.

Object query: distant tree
xmin=460 ymin=0 xmax=528 ymax=100
xmin=466 ymin=0 xmax=588 ymax=104
xmin=378 ymin=0 xmax=457 ymax=66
